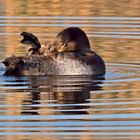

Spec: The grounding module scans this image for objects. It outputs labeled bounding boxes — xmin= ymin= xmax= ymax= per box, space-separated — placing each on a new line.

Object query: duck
xmin=3 ymin=27 xmax=106 ymax=76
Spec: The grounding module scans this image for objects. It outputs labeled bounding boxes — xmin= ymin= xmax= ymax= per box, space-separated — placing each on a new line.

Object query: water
xmin=0 ymin=0 xmax=140 ymax=139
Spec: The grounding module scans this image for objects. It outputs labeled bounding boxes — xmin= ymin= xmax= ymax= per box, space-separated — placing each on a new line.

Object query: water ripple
xmin=0 ymin=14 xmax=140 ymax=139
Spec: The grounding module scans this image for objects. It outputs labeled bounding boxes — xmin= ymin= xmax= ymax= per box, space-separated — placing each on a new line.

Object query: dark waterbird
xmin=3 ymin=27 xmax=106 ymax=76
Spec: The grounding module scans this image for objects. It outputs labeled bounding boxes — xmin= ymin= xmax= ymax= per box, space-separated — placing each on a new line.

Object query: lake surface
xmin=0 ymin=0 xmax=140 ymax=140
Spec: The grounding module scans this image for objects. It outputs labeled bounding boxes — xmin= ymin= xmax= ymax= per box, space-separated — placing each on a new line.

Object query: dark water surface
xmin=0 ymin=0 xmax=140 ymax=140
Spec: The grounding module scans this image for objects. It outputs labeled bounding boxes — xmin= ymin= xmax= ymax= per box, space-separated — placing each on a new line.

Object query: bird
xmin=3 ymin=27 xmax=105 ymax=76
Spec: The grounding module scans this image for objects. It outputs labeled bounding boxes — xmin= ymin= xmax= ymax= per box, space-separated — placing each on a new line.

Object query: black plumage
xmin=20 ymin=32 xmax=41 ymax=54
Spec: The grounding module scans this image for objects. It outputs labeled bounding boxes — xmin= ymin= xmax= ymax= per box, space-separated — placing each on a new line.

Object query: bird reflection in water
xmin=21 ymin=86 xmax=41 ymax=115
xmin=21 ymin=75 xmax=104 ymax=115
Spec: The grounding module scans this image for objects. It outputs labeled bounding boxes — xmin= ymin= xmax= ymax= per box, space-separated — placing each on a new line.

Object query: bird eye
xmin=61 ymin=43 xmax=65 ymax=47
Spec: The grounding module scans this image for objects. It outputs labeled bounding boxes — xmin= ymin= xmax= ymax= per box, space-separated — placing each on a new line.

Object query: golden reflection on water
xmin=2 ymin=0 xmax=140 ymax=16
xmin=2 ymin=75 xmax=140 ymax=140
xmin=0 ymin=0 xmax=140 ymax=140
